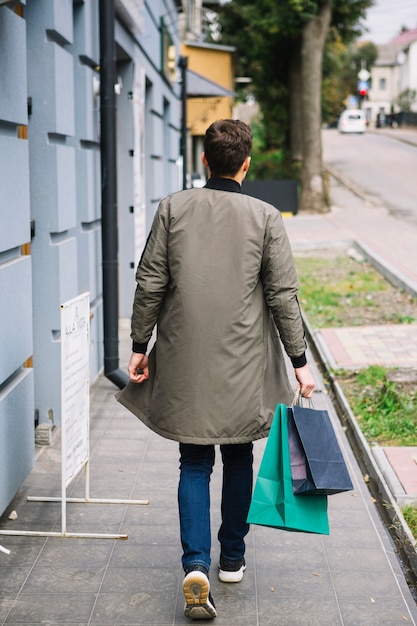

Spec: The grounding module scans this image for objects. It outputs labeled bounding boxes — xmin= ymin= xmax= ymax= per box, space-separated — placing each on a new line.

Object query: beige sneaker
xmin=183 ymin=569 xmax=217 ymax=620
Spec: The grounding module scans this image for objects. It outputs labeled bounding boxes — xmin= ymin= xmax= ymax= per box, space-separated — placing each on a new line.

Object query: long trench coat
xmin=116 ymin=180 xmax=307 ymax=445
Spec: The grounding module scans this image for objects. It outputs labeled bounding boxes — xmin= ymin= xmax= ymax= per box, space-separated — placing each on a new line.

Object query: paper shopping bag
xmin=247 ymin=404 xmax=329 ymax=534
xmin=289 ymin=405 xmax=354 ymax=496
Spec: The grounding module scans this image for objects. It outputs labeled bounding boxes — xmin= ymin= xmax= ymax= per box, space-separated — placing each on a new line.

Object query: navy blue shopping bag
xmin=288 ymin=404 xmax=354 ymax=496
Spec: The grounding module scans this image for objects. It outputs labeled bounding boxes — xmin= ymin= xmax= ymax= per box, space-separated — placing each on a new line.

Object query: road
xmin=322 ymin=128 xmax=417 ymax=226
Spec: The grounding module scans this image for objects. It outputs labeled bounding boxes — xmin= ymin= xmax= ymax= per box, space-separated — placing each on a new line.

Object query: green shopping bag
xmin=247 ymin=404 xmax=329 ymax=534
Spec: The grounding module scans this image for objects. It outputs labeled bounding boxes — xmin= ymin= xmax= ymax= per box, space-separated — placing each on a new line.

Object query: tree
xmin=219 ymin=0 xmax=374 ymax=213
xmin=322 ymin=39 xmax=378 ymax=126
xmin=397 ymin=88 xmax=417 ymax=112
xmin=299 ymin=0 xmax=332 ymax=213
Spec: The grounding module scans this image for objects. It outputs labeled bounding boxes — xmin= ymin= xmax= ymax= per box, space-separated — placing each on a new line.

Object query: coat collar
xmin=205 ymin=177 xmax=241 ymax=193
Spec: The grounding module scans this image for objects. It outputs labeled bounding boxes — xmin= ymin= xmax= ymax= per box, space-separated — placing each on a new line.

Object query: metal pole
xmin=99 ymin=0 xmax=128 ymax=389
xmin=179 ymin=56 xmax=188 ymax=190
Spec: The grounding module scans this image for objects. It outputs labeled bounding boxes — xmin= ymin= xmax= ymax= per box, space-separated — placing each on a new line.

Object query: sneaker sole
xmin=183 ymin=571 xmax=217 ymax=619
xmin=218 ymin=564 xmax=246 ymax=583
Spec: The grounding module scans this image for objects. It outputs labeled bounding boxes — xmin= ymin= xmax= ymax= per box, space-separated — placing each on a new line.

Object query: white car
xmin=337 ymin=109 xmax=367 ymax=134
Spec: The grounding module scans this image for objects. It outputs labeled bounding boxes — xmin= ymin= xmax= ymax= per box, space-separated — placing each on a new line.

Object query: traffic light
xmin=358 ymin=81 xmax=368 ymax=97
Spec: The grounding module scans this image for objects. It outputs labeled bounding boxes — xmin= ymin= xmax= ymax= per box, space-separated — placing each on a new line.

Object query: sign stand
xmin=0 ymin=293 xmax=149 ymax=541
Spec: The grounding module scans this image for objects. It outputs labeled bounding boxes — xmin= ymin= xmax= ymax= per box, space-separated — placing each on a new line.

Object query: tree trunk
xmin=289 ymin=38 xmax=303 ymax=163
xmin=299 ymin=0 xmax=332 ymax=213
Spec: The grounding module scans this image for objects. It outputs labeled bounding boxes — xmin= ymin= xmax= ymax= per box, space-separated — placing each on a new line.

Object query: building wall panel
xmin=32 ymin=237 xmax=78 ymax=423
xmin=0 ymin=8 xmax=27 ymax=125
xmin=45 ymin=0 xmax=73 ymax=44
xmin=54 ymin=45 xmax=75 ymax=136
xmin=74 ymin=0 xmax=99 ymax=65
xmin=0 ymin=369 xmax=34 ymax=516
xmin=78 ymin=228 xmax=102 ymax=302
xmin=76 ymin=147 xmax=101 ymax=224
xmin=75 ymin=64 xmax=99 ymax=143
xmin=0 ymin=257 xmax=33 ymax=383
xmin=55 ymin=144 xmax=77 ymax=232
xmin=0 ymin=136 xmax=30 ymax=251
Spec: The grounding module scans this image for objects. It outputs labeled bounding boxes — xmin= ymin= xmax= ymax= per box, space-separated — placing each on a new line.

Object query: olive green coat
xmin=117 ymin=186 xmax=306 ymax=444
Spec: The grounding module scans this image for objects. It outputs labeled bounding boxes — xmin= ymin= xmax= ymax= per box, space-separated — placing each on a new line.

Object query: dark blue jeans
xmin=178 ymin=442 xmax=253 ymax=573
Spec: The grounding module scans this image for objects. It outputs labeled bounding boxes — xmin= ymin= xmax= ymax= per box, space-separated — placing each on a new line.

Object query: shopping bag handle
xmin=292 ymin=388 xmax=314 ymax=409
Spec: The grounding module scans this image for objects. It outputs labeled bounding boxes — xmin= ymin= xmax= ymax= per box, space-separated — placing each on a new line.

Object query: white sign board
xmin=61 ymin=292 xmax=90 ymax=487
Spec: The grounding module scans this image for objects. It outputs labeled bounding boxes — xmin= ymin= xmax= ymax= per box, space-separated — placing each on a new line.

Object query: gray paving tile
xmin=0 ymin=519 xmax=58 ymax=534
xmin=256 ymin=569 xmax=334 ymax=598
xmin=339 ymin=598 xmax=416 ymax=625
xmin=109 ymin=542 xmax=180 ymax=569
xmin=100 ymin=566 xmax=179 ymax=594
xmin=252 ymin=525 xmax=325 ymax=549
xmin=22 ymin=564 xmax=105 ymax=593
xmin=59 ymin=501 xmax=129 ymax=526
xmin=4 ymin=593 xmax=96 ymax=624
xmin=325 ymin=545 xmax=393 ymax=572
xmin=323 ymin=524 xmax=383 ymax=549
xmin=0 ymin=596 xmax=15 ymax=624
xmin=328 ymin=505 xmax=377 ymax=529
xmin=36 ymin=539 xmax=114 ymax=568
xmin=118 ymin=523 xmax=179 ymax=546
xmin=123 ymin=504 xmax=179 ymax=527
xmin=254 ymin=545 xmax=329 ymax=573
xmin=2 ymin=502 xmax=62 ymax=528
xmin=257 ymin=596 xmax=342 ymax=625
xmin=0 ymin=568 xmax=29 ymax=594
xmin=0 ymin=538 xmax=47 ymax=567
xmin=331 ymin=570 xmax=407 ymax=600
xmin=90 ymin=591 xmax=176 ymax=625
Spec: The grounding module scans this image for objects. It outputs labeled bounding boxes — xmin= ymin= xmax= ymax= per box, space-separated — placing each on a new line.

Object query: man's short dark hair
xmin=204 ymin=119 xmax=253 ymax=178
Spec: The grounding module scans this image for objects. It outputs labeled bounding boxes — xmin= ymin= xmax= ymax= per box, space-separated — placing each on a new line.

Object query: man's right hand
xmin=128 ymin=352 xmax=149 ymax=383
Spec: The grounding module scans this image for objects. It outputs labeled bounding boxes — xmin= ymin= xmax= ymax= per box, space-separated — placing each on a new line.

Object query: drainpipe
xmin=178 ymin=56 xmax=188 ymax=190
xmin=99 ymin=0 xmax=128 ymax=389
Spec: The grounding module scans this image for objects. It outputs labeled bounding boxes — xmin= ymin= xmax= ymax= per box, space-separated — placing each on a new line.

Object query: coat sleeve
xmin=261 ymin=209 xmax=307 ymax=364
xmin=130 ymin=197 xmax=170 ymax=350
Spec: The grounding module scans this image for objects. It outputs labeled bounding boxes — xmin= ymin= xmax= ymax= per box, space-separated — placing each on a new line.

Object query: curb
xmin=325 ymin=165 xmax=378 ymax=206
xmin=371 ymin=446 xmax=417 ymax=507
xmin=367 ymin=128 xmax=417 ymax=149
xmin=301 ymin=251 xmax=417 ymax=586
xmin=354 ymin=241 xmax=417 ymax=299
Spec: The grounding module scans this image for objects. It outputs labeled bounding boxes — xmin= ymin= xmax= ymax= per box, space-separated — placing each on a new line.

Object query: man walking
xmin=119 ymin=119 xmax=315 ymax=620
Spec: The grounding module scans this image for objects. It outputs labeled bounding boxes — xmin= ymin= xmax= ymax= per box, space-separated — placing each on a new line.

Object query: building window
xmin=161 ymin=18 xmax=176 ymax=83
xmin=379 ymin=78 xmax=386 ymax=90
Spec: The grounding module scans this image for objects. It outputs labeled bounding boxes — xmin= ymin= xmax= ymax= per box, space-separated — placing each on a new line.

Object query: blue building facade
xmin=0 ymin=0 xmax=181 ymax=516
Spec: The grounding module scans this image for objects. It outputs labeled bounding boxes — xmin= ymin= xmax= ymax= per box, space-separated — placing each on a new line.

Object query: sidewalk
xmin=1 ymin=173 xmax=417 ymax=624
xmin=1 ymin=324 xmax=417 ymax=625
xmin=368 ymin=125 xmax=417 ymax=149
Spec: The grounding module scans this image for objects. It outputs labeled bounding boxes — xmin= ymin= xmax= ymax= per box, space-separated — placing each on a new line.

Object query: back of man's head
xmin=204 ymin=119 xmax=252 ymax=178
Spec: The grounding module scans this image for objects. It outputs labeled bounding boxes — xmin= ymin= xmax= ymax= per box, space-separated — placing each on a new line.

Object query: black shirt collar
xmin=205 ymin=177 xmax=241 ymax=193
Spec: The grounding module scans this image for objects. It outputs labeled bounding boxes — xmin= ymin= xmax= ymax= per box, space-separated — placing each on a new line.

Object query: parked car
xmin=376 ymin=112 xmax=398 ymax=129
xmin=337 ymin=109 xmax=367 ymax=134
xmin=187 ymin=172 xmax=206 ymax=188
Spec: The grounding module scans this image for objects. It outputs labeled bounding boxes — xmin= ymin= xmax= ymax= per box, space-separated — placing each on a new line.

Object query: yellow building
xmin=181 ymin=40 xmax=235 ymax=178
